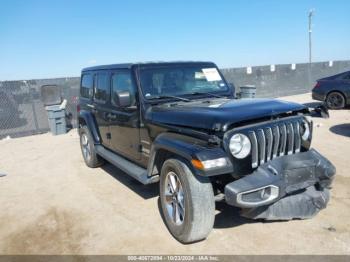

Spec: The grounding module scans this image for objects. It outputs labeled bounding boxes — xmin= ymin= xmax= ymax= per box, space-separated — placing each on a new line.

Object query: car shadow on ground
xmin=156 ymin=198 xmax=287 ymax=232
xmin=214 ymin=201 xmax=254 ymax=228
xmin=101 ymin=163 xmax=159 ymax=200
xmin=329 ymin=123 xmax=350 ymax=137
xmin=102 ymin=163 xmax=288 ymax=230
xmin=214 ymin=201 xmax=291 ymax=229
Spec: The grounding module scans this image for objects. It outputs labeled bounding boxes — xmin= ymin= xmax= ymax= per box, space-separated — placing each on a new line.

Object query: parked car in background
xmin=312 ymin=71 xmax=350 ymax=109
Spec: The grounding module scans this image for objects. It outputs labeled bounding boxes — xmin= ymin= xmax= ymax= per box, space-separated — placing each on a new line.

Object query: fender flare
xmin=147 ymin=132 xmax=233 ymax=177
xmin=78 ymin=110 xmax=101 ymax=144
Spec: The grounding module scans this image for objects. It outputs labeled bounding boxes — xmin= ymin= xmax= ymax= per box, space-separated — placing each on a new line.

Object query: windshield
xmin=139 ymin=65 xmax=229 ymax=99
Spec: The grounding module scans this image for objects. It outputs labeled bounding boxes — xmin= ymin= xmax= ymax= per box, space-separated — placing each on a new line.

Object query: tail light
xmin=314 ymin=82 xmax=321 ymax=88
xmin=77 ymin=104 xmax=80 ymax=113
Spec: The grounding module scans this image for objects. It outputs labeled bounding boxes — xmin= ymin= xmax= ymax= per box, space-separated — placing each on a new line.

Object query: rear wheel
xmin=326 ymin=91 xmax=345 ymax=109
xmin=159 ymin=158 xmax=215 ymax=243
xmin=79 ymin=125 xmax=104 ymax=168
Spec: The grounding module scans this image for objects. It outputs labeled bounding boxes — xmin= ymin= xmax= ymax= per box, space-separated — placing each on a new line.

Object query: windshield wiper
xmin=189 ymin=91 xmax=225 ymax=98
xmin=147 ymin=95 xmax=191 ymax=102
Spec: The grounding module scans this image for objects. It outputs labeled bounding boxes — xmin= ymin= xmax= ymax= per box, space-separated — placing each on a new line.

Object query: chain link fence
xmin=1 ymin=60 xmax=349 ymax=139
xmin=0 ymin=78 xmax=80 ymax=139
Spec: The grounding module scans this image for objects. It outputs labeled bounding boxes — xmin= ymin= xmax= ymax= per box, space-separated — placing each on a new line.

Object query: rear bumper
xmin=224 ymin=149 xmax=335 ymax=209
xmin=312 ymin=91 xmax=326 ymax=101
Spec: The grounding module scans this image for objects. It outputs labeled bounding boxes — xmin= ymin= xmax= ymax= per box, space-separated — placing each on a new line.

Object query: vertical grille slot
xmin=249 ymin=131 xmax=258 ymax=168
xmin=279 ymin=124 xmax=287 ymax=156
xmin=272 ymin=126 xmax=280 ymax=159
xmin=287 ymin=123 xmax=295 ymax=155
xmin=294 ymin=121 xmax=301 ymax=153
xmin=257 ymin=129 xmax=266 ymax=165
xmin=265 ymin=128 xmax=273 ymax=161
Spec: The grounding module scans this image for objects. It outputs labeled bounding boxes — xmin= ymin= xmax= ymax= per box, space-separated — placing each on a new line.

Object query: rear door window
xmin=81 ymin=74 xmax=93 ymax=98
xmin=94 ymin=72 xmax=109 ymax=103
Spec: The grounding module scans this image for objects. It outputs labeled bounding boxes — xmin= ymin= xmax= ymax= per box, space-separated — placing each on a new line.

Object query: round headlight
xmin=229 ymin=133 xmax=251 ymax=159
xmin=300 ymin=120 xmax=310 ymax=140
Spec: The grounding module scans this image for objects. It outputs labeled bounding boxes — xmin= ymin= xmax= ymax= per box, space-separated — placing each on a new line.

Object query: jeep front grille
xmin=248 ymin=121 xmax=302 ymax=168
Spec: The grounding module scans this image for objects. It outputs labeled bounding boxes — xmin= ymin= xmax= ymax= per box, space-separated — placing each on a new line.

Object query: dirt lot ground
xmin=0 ymin=93 xmax=349 ymax=255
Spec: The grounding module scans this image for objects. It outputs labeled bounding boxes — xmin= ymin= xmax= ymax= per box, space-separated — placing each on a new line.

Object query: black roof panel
xmin=82 ymin=63 xmax=133 ymax=72
xmin=82 ymin=61 xmax=215 ymax=72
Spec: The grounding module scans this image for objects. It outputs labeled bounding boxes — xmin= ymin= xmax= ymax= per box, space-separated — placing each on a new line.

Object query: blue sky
xmin=0 ymin=0 xmax=349 ymax=80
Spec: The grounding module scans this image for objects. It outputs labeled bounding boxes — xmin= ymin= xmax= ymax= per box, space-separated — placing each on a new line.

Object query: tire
xmin=159 ymin=158 xmax=215 ymax=243
xmin=79 ymin=125 xmax=104 ymax=168
xmin=326 ymin=91 xmax=345 ymax=109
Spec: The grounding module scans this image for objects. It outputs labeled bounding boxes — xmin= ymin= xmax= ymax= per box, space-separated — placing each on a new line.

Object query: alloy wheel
xmin=326 ymin=92 xmax=345 ymax=109
xmin=81 ymin=133 xmax=91 ymax=160
xmin=164 ymin=171 xmax=185 ymax=225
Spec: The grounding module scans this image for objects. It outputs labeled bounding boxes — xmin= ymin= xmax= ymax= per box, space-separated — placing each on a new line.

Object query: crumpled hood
xmin=147 ymin=98 xmax=307 ymax=130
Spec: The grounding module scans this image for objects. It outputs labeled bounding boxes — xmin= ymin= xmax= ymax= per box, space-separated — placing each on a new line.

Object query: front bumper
xmin=225 ymin=149 xmax=335 ymax=212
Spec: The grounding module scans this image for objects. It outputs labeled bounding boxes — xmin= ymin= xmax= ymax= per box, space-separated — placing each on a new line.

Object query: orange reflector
xmin=191 ymin=159 xmax=204 ymax=170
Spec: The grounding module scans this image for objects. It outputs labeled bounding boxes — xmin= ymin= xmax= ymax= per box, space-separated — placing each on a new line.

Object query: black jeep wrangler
xmin=78 ymin=61 xmax=335 ymax=243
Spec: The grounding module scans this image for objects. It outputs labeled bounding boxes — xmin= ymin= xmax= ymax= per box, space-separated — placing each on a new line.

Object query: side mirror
xmin=117 ymin=91 xmax=132 ymax=107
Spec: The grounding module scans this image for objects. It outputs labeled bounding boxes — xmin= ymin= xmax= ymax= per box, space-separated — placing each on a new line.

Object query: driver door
xmin=108 ymin=70 xmax=141 ymax=161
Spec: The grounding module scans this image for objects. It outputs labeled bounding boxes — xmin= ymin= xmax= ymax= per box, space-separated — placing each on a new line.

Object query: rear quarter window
xmin=81 ymin=74 xmax=93 ymax=98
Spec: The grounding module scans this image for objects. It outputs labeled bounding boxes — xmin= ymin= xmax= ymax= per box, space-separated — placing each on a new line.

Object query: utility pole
xmin=308 ymin=9 xmax=314 ymax=64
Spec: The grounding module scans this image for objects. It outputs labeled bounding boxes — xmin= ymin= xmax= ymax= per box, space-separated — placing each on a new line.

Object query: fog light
xmin=237 ymin=185 xmax=279 ymax=207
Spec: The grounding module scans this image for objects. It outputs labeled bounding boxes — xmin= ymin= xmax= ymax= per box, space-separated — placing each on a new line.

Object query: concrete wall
xmin=221 ymin=60 xmax=350 ymax=98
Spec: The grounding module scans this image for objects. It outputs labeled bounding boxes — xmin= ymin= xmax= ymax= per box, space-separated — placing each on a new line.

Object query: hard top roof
xmin=82 ymin=61 xmax=215 ymax=72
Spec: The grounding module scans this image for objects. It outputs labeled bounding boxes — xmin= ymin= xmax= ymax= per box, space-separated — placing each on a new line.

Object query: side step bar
xmin=95 ymin=145 xmax=159 ymax=185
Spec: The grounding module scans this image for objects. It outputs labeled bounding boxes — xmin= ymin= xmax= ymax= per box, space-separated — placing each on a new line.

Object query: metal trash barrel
xmin=46 ymin=104 xmax=67 ymax=135
xmin=240 ymin=85 xmax=256 ymax=98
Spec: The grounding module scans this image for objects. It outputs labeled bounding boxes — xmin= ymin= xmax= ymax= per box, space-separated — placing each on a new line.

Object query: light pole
xmin=308 ymin=9 xmax=315 ymax=87
xmin=308 ymin=9 xmax=314 ymax=64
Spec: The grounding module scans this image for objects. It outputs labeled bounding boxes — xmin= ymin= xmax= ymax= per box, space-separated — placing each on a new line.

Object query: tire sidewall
xmin=326 ymin=92 xmax=345 ymax=109
xmin=79 ymin=126 xmax=101 ymax=167
xmin=160 ymin=160 xmax=194 ymax=241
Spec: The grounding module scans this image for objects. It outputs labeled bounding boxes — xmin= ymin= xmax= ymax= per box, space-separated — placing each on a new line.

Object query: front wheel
xmin=159 ymin=158 xmax=215 ymax=243
xmin=79 ymin=125 xmax=104 ymax=168
xmin=326 ymin=91 xmax=345 ymax=109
